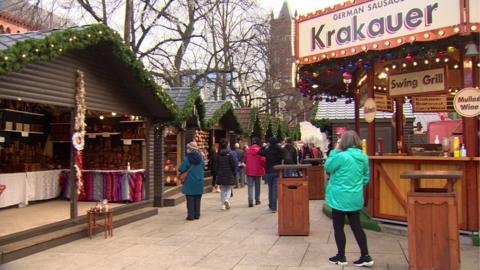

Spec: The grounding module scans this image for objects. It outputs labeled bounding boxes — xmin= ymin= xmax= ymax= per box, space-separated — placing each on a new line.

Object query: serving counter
xmin=367 ymin=155 xmax=479 ymax=231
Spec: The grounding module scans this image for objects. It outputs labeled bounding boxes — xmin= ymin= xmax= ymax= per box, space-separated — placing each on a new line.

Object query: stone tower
xmin=269 ymin=1 xmax=312 ymax=124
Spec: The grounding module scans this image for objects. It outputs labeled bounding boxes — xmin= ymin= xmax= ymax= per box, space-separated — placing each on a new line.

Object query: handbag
xmin=178 ymin=166 xmax=193 ymax=183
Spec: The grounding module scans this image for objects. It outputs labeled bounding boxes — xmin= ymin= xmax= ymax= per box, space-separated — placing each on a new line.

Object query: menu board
xmin=374 ymin=92 xmax=394 ymax=112
xmin=411 ymin=96 xmax=454 ymax=112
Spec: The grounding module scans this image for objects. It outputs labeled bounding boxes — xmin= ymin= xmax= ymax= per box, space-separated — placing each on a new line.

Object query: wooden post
xmin=366 ymin=65 xmax=375 ymax=212
xmin=354 ymin=86 xmax=360 ymax=134
xmin=69 ymin=109 xmax=78 ymax=220
xmin=462 ymin=55 xmax=479 ymax=157
xmin=367 ymin=66 xmax=376 ymax=156
xmin=395 ymin=97 xmax=404 ymax=152
xmin=153 ymin=125 xmax=163 ymax=207
xmin=461 ymin=52 xmax=479 ymax=231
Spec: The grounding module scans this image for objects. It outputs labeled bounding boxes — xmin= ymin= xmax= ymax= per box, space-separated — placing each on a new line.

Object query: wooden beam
xmin=377 ymin=163 xmax=407 ymax=212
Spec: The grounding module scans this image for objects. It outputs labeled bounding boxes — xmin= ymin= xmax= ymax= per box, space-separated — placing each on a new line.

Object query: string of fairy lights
xmin=296 ymin=35 xmax=480 ymax=104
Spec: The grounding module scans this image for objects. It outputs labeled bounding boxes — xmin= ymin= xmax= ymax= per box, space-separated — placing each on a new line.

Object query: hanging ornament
xmin=312 ymin=71 xmax=320 ymax=78
xmin=447 ymin=46 xmax=456 ymax=54
xmin=326 ymin=69 xmax=333 ymax=76
xmin=347 ymin=62 xmax=354 ymax=70
xmin=363 ymin=63 xmax=370 ymax=70
xmin=343 ymin=71 xmax=352 ymax=93
xmin=436 ymin=51 xmax=447 ymax=58
xmin=326 ymin=97 xmax=330 ymax=102
xmin=339 ymin=65 xmax=346 ymax=72
xmin=314 ymin=96 xmax=320 ymax=101
xmin=385 ymin=52 xmax=394 ymax=59
xmin=318 ymin=96 xmax=323 ymax=101
xmin=404 ymin=54 xmax=413 ymax=62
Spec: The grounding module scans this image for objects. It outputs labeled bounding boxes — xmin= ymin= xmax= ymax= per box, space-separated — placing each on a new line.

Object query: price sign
xmin=123 ymin=139 xmax=132 ymax=145
xmin=21 ymin=132 xmax=29 ymax=137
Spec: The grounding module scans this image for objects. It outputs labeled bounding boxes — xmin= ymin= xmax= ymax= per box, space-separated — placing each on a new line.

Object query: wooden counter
xmin=367 ymin=155 xmax=479 ymax=231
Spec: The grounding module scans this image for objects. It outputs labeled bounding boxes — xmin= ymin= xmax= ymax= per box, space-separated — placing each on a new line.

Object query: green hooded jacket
xmin=324 ymin=148 xmax=370 ymax=211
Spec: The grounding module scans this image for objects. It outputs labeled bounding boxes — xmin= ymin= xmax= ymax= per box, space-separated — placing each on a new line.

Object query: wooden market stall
xmin=0 ymin=25 xmax=177 ymax=237
xmin=164 ymin=88 xmax=206 ymax=186
xmin=294 ymin=0 xmax=479 ymax=233
xmin=234 ymin=107 xmax=264 ymax=143
xmin=204 ymin=100 xmax=242 ymax=149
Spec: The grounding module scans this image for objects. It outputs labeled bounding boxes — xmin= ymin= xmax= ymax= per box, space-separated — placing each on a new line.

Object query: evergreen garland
xmin=243 ymin=108 xmax=262 ymax=137
xmin=176 ymin=88 xmax=205 ymax=128
xmin=310 ymin=101 xmax=319 ymax=121
xmin=0 ymin=24 xmax=178 ymax=117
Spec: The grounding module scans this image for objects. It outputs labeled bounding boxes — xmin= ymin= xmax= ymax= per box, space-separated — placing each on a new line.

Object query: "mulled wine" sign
xmin=388 ymin=68 xmax=446 ymax=96
xmin=297 ymin=0 xmax=461 ymax=59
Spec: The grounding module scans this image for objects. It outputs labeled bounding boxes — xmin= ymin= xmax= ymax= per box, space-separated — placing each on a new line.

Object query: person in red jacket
xmin=244 ymin=137 xmax=266 ymax=207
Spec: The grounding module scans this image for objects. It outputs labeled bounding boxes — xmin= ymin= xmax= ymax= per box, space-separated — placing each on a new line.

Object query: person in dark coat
xmin=259 ymin=137 xmax=284 ymax=212
xmin=178 ymin=141 xmax=205 ymax=220
xmin=209 ymin=144 xmax=220 ymax=192
xmin=215 ymin=138 xmax=237 ymax=210
xmin=234 ymin=143 xmax=245 ymax=188
xmin=283 ymin=137 xmax=299 ymax=177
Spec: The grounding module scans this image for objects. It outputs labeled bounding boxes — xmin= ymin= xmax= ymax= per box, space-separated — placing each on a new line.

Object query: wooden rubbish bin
xmin=274 ymin=164 xmax=311 ymax=236
xmin=302 ymin=158 xmax=325 ymax=200
xmin=400 ymin=170 xmax=462 ymax=270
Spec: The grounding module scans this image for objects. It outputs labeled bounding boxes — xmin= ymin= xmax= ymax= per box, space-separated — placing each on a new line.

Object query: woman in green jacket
xmin=324 ymin=130 xmax=374 ymax=267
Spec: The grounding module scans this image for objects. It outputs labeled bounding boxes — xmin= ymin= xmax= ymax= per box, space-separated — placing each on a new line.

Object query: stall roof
xmin=234 ymin=107 xmax=263 ymax=137
xmin=0 ymin=24 xmax=178 ymax=120
xmin=165 ymin=87 xmax=205 ymax=127
xmin=314 ymin=99 xmax=440 ymax=130
xmin=204 ymin=100 xmax=242 ymax=132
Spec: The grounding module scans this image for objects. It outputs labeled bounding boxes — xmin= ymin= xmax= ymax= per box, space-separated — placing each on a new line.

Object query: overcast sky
xmin=258 ymin=0 xmax=345 ymax=17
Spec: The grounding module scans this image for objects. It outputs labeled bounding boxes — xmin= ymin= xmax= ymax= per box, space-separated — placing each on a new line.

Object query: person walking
xmin=283 ymin=137 xmax=299 ymax=177
xmin=259 ymin=137 xmax=283 ymax=213
xmin=324 ymin=130 xmax=374 ymax=267
xmin=244 ymin=137 xmax=265 ymax=207
xmin=209 ymin=143 xmax=220 ymax=192
xmin=215 ymin=139 xmax=237 ymax=210
xmin=178 ymin=141 xmax=205 ymax=221
xmin=234 ymin=143 xmax=246 ymax=188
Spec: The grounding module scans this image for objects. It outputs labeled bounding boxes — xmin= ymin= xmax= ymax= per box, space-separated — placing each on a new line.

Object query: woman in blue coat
xmin=178 ymin=141 xmax=205 ymax=220
xmin=324 ymin=130 xmax=374 ymax=267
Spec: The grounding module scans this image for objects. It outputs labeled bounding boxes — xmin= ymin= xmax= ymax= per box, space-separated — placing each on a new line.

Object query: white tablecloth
xmin=0 ymin=172 xmax=28 ymax=208
xmin=26 ymin=170 xmax=63 ymax=202
xmin=0 ymin=170 xmax=63 ymax=208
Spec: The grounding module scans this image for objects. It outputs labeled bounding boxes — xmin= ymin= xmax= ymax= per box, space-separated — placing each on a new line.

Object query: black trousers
xmin=332 ymin=208 xmax=369 ymax=257
xmin=186 ymin=195 xmax=202 ymax=219
xmin=212 ymin=175 xmax=217 ymax=186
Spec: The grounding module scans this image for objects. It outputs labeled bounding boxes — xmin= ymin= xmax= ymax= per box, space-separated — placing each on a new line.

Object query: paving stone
xmin=1 ymin=183 xmax=477 ymax=270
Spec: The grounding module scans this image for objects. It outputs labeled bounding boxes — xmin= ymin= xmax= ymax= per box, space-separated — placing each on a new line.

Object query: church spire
xmin=278 ymin=1 xmax=290 ymax=19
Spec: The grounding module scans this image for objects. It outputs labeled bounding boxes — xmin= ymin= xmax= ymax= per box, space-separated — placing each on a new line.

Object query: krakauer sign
xmin=297 ymin=0 xmax=461 ymax=59
xmin=388 ymin=68 xmax=446 ymax=96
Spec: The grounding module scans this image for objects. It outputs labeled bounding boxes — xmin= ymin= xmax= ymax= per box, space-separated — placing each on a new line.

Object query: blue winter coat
xmin=179 ymin=150 xmax=205 ymax=195
xmin=324 ymin=148 xmax=370 ymax=211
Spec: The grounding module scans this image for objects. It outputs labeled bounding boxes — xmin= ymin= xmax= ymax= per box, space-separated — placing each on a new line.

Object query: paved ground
xmin=1 ymin=184 xmax=478 ymax=270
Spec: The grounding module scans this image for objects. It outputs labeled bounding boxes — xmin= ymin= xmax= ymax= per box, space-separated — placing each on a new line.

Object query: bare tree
xmin=8 ymin=0 xmax=273 ymax=106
